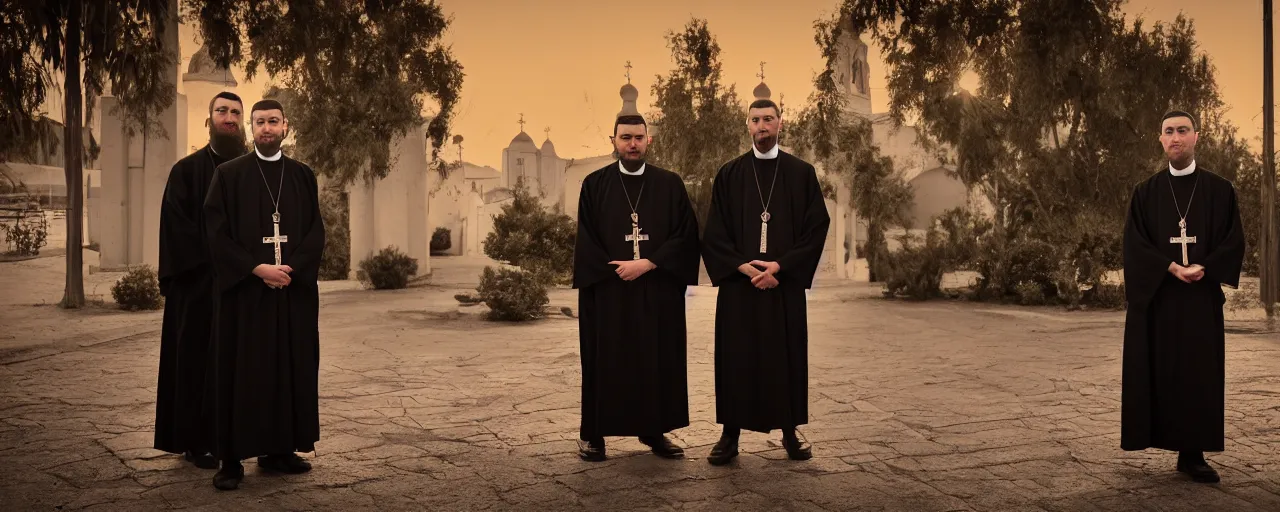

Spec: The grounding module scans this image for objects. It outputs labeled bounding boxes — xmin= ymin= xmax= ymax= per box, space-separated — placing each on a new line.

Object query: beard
xmin=613 ymin=148 xmax=646 ymax=169
xmin=753 ymin=133 xmax=778 ymax=151
xmin=1167 ymin=148 xmax=1193 ymax=167
xmin=209 ymin=123 xmax=247 ymax=157
xmin=254 ymin=134 xmax=283 ymax=156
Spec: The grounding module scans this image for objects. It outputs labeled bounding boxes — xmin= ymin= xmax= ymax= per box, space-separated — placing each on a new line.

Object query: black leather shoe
xmin=577 ymin=438 xmax=606 ymax=462
xmin=258 ymin=453 xmax=312 ymax=474
xmin=707 ymin=436 xmax=738 ymax=466
xmin=1177 ymin=458 xmax=1220 ymax=483
xmin=184 ymin=451 xmax=218 ymax=470
xmin=213 ymin=461 xmax=244 ymax=491
xmin=639 ymin=435 xmax=684 ymax=459
xmin=782 ymin=432 xmax=812 ymax=461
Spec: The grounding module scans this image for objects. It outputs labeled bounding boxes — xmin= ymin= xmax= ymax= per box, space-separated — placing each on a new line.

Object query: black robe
xmin=154 ymin=145 xmax=233 ymax=455
xmin=1121 ymin=165 xmax=1245 ymax=452
xmin=573 ymin=163 xmax=701 ymax=439
xmin=203 ymin=151 xmax=325 ymax=461
xmin=701 ymin=150 xmax=830 ymax=433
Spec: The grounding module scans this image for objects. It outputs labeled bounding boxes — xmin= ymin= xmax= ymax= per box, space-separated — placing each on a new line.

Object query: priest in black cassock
xmin=154 ymin=91 xmax=246 ymax=470
xmin=1121 ymin=110 xmax=1245 ymax=484
xmin=701 ymin=97 xmax=830 ymax=465
xmin=572 ymin=111 xmax=701 ymax=462
xmin=203 ymin=99 xmax=326 ymax=490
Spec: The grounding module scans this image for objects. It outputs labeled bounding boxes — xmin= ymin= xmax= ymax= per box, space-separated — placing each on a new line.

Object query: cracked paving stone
xmin=44 ymin=453 xmax=134 ymax=484
xmin=316 ymin=432 xmax=384 ymax=454
xmin=264 ymin=487 xmax=380 ymax=510
xmin=131 ymin=467 xmax=211 ymax=488
xmin=280 ymin=461 xmax=401 ymax=488
xmin=578 ymin=487 xmax=677 ymax=510
xmin=498 ymin=480 xmax=578 ymax=505
xmin=388 ymin=455 xmax=476 ymax=480
xmin=337 ymin=442 xmax=428 ymax=462
xmin=2 ymin=257 xmax=1279 ymax=510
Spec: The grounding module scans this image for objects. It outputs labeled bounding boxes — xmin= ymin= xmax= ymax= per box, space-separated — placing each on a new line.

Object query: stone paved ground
xmin=1 ymin=254 xmax=1278 ymax=511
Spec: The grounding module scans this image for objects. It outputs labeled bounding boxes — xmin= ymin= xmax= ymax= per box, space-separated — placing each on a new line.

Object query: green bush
xmin=483 ymin=180 xmax=576 ymax=284
xmin=1015 ymin=280 xmax=1047 ymax=306
xmin=454 ymin=293 xmax=483 ymax=305
xmin=1070 ymin=232 xmax=1122 ymax=290
xmin=112 ymin=265 xmax=163 ymax=311
xmin=430 ymin=227 xmax=451 ymax=254
xmin=476 ymin=266 xmax=548 ymax=321
xmin=881 ymin=234 xmax=945 ymax=301
xmin=318 ymin=188 xmax=350 ymax=280
xmin=972 ymin=236 xmax=1061 ymax=303
xmin=881 ymin=208 xmax=988 ymax=300
xmin=358 ymin=246 xmax=418 ymax=290
xmin=0 ymin=214 xmax=48 ymax=256
xmin=1082 ymin=283 xmax=1125 ymax=309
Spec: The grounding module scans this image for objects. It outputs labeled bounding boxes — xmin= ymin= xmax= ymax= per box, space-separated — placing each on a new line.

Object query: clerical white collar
xmin=255 ymin=148 xmax=283 ymax=161
xmin=752 ymin=143 xmax=779 ymax=159
xmin=1169 ymin=159 xmax=1196 ymax=176
xmin=618 ymin=161 xmax=646 ymax=175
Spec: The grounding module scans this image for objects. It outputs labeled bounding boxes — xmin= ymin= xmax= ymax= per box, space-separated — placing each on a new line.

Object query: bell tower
xmin=833 ymin=31 xmax=873 ymax=117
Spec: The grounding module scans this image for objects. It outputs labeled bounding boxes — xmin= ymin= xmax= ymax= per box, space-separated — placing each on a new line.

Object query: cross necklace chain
xmin=256 ymin=158 xmax=288 ymax=265
xmin=751 ymin=154 xmax=780 ymax=253
xmin=617 ymin=170 xmax=647 ymax=260
xmin=1167 ymin=171 xmax=1199 ymax=266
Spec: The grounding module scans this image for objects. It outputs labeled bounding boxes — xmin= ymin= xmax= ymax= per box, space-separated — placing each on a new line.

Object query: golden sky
xmin=156 ymin=0 xmax=1276 ymax=170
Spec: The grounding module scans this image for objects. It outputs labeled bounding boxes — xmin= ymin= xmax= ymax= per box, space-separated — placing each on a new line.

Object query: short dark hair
xmin=1162 ymin=110 xmax=1198 ymax=131
xmin=749 ymin=99 xmax=780 ymax=116
xmin=208 ymin=91 xmax=243 ymax=116
xmin=252 ymin=99 xmax=286 ymax=117
xmin=613 ymin=115 xmax=646 ymax=135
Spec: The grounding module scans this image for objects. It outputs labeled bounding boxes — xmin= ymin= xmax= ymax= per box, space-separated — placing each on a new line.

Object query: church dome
xmin=540 ymin=138 xmax=556 ymax=155
xmin=619 ymin=83 xmax=639 ymax=102
xmin=510 ymin=131 xmax=534 ymax=144
xmin=184 ymin=44 xmax=238 ymax=86
xmin=617 ymin=83 xmax=641 ymax=117
xmin=753 ymin=81 xmax=772 ymax=101
xmin=508 ymin=131 xmax=537 ymax=151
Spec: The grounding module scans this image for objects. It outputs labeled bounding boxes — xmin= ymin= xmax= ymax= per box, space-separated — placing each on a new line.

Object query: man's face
xmin=251 ymin=109 xmax=288 ymax=153
xmin=747 ymin=107 xmax=781 ymax=148
xmin=1159 ymin=116 xmax=1198 ymax=164
xmin=209 ymin=98 xmax=243 ymax=137
xmin=613 ymin=123 xmax=650 ymax=162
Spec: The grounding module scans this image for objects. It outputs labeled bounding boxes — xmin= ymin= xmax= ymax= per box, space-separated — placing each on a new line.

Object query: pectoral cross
xmin=624 ymin=213 xmax=648 ymax=260
xmin=759 ymin=212 xmax=771 ymax=253
xmin=262 ymin=212 xmax=288 ymax=265
xmin=1169 ymin=219 xmax=1196 ymax=266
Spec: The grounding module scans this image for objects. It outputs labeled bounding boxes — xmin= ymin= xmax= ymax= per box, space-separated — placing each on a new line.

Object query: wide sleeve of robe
xmin=1200 ymin=181 xmax=1245 ymax=289
xmin=204 ymin=166 xmax=262 ymax=292
xmin=572 ymin=173 xmax=617 ymax=289
xmin=1122 ymin=185 xmax=1174 ymax=310
xmin=281 ymin=162 xmax=326 ymax=283
xmin=158 ymin=160 xmax=208 ymax=295
xmin=776 ymin=162 xmax=831 ymax=288
xmin=701 ymin=162 xmax=751 ymax=285
xmin=646 ymin=172 xmax=701 ymax=285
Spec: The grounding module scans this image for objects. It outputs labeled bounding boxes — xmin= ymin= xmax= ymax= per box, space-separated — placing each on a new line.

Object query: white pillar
xmin=94 ymin=96 xmax=129 ymax=267
xmin=347 ymin=179 xmax=375 ymax=280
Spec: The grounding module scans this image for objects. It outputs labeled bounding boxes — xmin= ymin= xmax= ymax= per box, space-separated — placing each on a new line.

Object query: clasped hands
xmin=610 ymin=259 xmax=656 ymax=281
xmin=254 ymin=264 xmax=293 ymax=289
xmin=1168 ymin=262 xmax=1204 ymax=284
xmin=740 ymin=260 xmax=781 ymax=290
